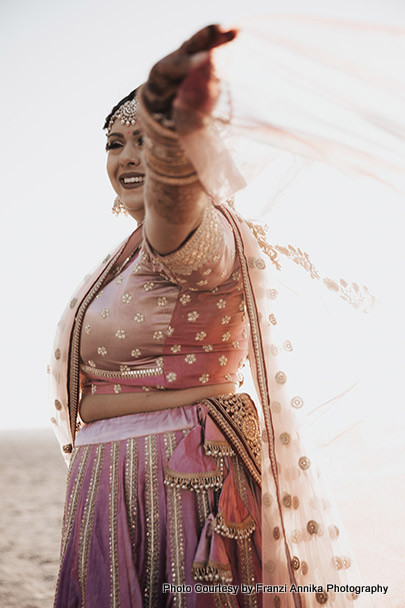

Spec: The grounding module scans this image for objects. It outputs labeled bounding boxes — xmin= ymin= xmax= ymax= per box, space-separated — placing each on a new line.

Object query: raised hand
xmin=143 ymin=25 xmax=237 ymax=118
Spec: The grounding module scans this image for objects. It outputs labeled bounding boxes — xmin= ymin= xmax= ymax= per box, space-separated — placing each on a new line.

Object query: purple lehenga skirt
xmin=54 ymin=401 xmax=262 ymax=608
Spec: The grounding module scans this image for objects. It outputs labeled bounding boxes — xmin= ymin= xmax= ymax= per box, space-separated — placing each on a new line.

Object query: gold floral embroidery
xmin=91 ymin=384 xmax=97 ymax=395
xmin=97 ymin=346 xmax=107 ymax=356
xmin=153 ymin=330 xmax=164 ymax=341
xmin=216 ymin=299 xmax=226 ymax=309
xmin=232 ymin=341 xmax=240 ymax=350
xmin=171 ymin=345 xmax=181 ymax=353
xmin=166 ymin=372 xmax=177 ymax=383
xmin=202 ymin=344 xmax=213 ymax=352
xmin=101 ymin=308 xmax=110 ymax=319
xmin=113 ymin=384 xmax=122 ymax=394
xmin=84 ymin=324 xmax=91 ymax=334
xmin=222 ymin=331 xmax=231 ymax=342
xmin=120 ymin=365 xmax=130 ymax=373
xmin=196 ymin=279 xmax=208 ymax=286
xmin=134 ymin=312 xmax=145 ymax=323
xmin=269 ymin=314 xmax=277 ymax=325
xmin=185 ymin=354 xmax=197 ymax=365
xmin=166 ymin=326 xmax=174 ymax=336
xmin=144 ymin=281 xmax=154 ymax=291
xmin=179 ymin=294 xmax=191 ymax=305
xmin=246 ymin=221 xmax=280 ymax=270
xmin=283 ymin=340 xmax=293 ymax=351
xmin=291 ymin=556 xmax=300 ymax=570
xmin=195 ymin=331 xmax=207 ymax=341
xmin=146 ymin=205 xmax=222 ymax=275
xmin=221 ymin=315 xmax=231 ymax=325
xmin=131 ymin=348 xmax=141 ymax=358
xmin=158 ymin=296 xmax=168 ymax=307
xmin=121 ymin=293 xmax=132 ymax=304
xmin=199 ymin=373 xmax=209 ymax=384
xmin=315 ymin=592 xmax=329 ymax=605
xmin=132 ymin=263 xmax=141 ymax=274
xmin=115 ymin=329 xmax=126 ymax=339
xmin=187 ymin=311 xmax=199 ymax=322
xmin=88 ymin=360 xmax=96 ymax=367
xmin=218 ymin=355 xmax=228 ymax=366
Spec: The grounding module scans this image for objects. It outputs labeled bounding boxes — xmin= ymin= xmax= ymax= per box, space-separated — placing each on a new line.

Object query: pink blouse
xmin=80 ymin=204 xmax=248 ymax=396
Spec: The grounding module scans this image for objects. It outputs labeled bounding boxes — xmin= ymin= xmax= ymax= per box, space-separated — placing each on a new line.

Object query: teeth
xmin=123 ymin=176 xmax=144 ymax=184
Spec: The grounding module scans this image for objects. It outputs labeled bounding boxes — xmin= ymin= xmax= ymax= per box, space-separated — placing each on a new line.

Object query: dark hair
xmin=103 ymin=87 xmax=139 ymax=130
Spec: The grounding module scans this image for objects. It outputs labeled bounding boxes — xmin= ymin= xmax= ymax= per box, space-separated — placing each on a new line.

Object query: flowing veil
xmin=177 ymin=16 xmax=405 ymax=608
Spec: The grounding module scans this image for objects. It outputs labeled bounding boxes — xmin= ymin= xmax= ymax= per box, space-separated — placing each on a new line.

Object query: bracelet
xmin=137 ymin=84 xmax=199 ymax=184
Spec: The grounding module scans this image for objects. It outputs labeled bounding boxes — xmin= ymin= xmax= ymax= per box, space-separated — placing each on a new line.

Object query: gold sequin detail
xmin=54 ymin=399 xmax=62 ymax=410
xmin=279 ymin=432 xmax=291 ymax=445
xmin=55 ymin=348 xmax=61 ymax=360
xmin=298 ymin=456 xmax=311 ymax=470
xmin=315 ymin=592 xmax=328 ymax=605
xmin=291 ymin=396 xmax=304 ymax=409
xmin=273 ymin=526 xmax=280 ymax=540
xmin=291 ymin=556 xmax=300 ymax=570
xmin=269 ymin=314 xmax=277 ymax=325
xmin=275 ymin=371 xmax=286 ymax=384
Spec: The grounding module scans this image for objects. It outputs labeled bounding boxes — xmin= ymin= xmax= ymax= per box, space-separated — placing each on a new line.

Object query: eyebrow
xmin=107 ymin=129 xmax=142 ymax=138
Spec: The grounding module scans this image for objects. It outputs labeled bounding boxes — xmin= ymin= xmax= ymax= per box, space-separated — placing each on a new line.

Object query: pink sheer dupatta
xmin=178 ymin=16 xmax=405 ymax=608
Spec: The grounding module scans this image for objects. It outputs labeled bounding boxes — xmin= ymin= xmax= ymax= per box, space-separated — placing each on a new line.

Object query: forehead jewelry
xmin=107 ymin=98 xmax=139 ymax=134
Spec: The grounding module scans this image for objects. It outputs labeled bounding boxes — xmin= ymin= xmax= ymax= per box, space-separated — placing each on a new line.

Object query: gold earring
xmin=112 ymin=196 xmax=127 ymax=216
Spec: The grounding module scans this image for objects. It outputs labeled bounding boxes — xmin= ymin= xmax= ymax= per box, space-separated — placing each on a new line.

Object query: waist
xmin=79 ymin=382 xmax=238 ymax=423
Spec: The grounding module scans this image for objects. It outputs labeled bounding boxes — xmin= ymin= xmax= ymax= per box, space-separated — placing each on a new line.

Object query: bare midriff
xmin=79 ymin=382 xmax=238 ymax=423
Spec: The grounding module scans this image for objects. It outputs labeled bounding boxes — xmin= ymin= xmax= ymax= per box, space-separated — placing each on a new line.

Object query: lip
xmin=119 ymin=171 xmax=145 ymax=189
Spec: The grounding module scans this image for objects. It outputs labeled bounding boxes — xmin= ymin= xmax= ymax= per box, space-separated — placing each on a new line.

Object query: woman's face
xmin=106 ymin=117 xmax=145 ymax=221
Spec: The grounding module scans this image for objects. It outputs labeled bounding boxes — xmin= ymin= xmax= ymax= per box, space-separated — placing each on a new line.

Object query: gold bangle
xmin=137 ymin=83 xmax=198 ymax=183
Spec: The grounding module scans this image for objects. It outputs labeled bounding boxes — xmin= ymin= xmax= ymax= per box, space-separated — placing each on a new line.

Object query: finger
xmin=181 ymin=24 xmax=237 ymax=55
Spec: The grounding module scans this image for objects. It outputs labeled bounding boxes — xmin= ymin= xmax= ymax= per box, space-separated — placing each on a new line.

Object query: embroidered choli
xmin=80 ymin=204 xmax=249 ymax=395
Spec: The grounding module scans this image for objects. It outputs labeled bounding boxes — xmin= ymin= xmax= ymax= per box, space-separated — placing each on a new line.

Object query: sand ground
xmin=0 ymin=429 xmax=66 ymax=608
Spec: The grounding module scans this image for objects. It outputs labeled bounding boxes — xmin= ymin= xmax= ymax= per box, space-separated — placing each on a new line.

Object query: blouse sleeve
xmin=141 ymin=203 xmax=236 ymax=291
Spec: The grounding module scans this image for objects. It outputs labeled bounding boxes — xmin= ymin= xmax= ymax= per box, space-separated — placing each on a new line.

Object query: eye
xmin=137 ymin=135 xmax=143 ymax=147
xmin=105 ymin=141 xmax=123 ymax=151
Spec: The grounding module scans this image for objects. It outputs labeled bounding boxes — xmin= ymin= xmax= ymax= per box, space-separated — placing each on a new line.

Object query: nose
xmin=119 ymin=142 xmax=141 ymax=167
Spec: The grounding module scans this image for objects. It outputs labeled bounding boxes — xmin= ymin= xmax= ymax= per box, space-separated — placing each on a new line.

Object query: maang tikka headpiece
xmin=107 ymin=98 xmax=139 ymax=134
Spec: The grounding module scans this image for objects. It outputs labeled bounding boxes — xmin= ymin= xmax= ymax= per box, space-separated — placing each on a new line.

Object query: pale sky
xmin=1 ymin=0 xmax=404 ymax=431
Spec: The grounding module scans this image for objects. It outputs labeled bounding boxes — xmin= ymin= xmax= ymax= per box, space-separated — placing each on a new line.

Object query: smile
xmin=119 ymin=172 xmax=145 ymax=189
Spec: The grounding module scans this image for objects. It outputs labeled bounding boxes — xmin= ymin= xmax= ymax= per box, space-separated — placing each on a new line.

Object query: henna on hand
xmin=143 ymin=24 xmax=237 ymax=115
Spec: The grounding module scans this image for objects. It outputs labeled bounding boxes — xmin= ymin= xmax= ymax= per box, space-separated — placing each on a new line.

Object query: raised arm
xmin=139 ymin=25 xmax=237 ymax=255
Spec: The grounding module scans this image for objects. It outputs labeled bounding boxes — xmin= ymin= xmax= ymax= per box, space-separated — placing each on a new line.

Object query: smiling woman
xmin=49 ymin=18 xmax=405 ymax=608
